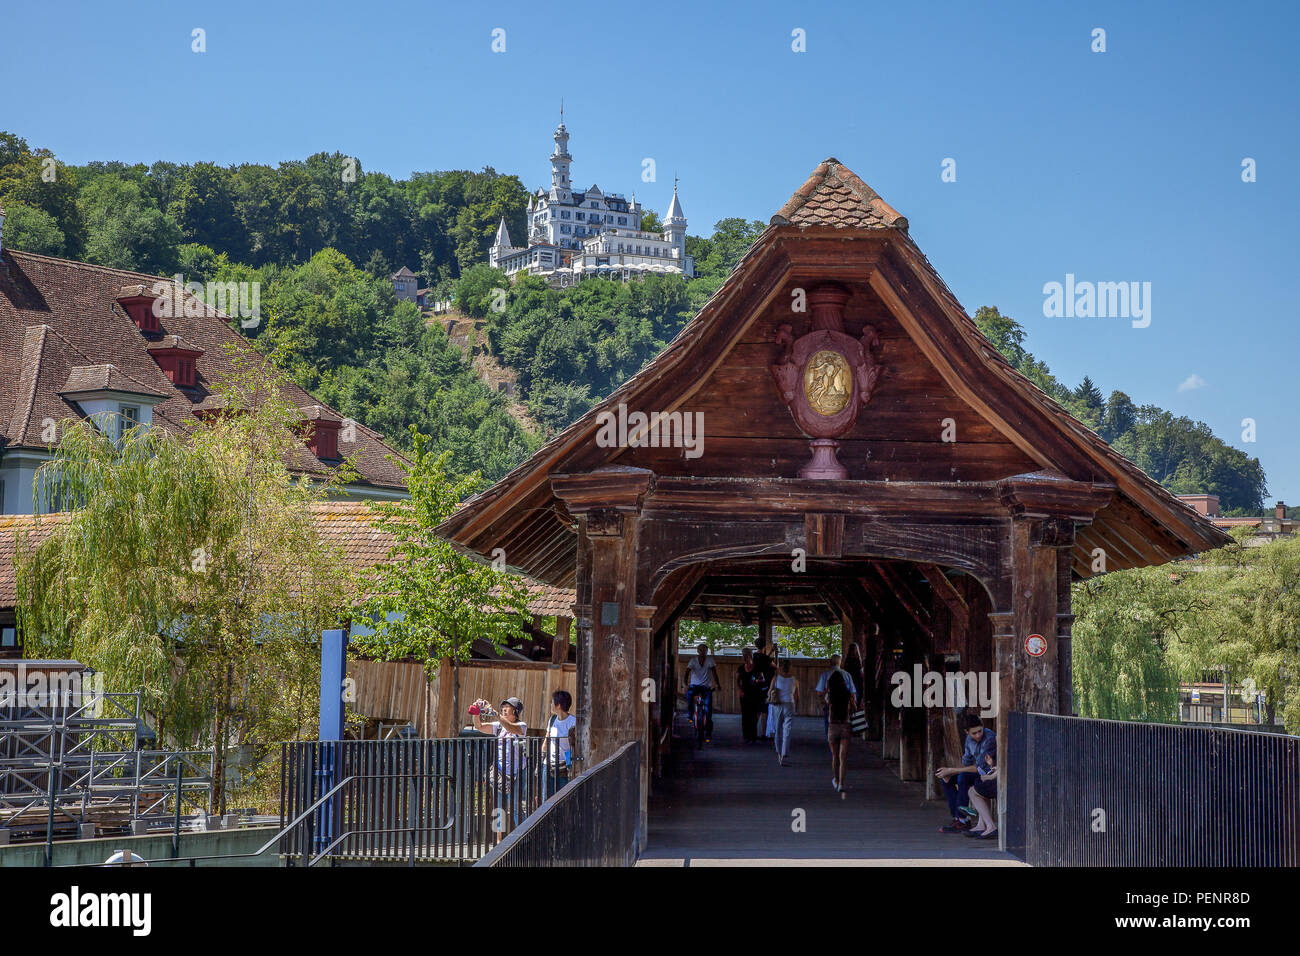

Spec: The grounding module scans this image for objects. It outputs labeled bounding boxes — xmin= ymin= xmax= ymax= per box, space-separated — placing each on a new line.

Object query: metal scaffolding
xmin=0 ymin=689 xmax=213 ymax=844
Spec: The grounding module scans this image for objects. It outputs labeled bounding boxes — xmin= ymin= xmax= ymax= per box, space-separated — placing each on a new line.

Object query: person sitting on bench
xmin=936 ymin=713 xmax=996 ymax=833
xmin=966 ymin=751 xmax=998 ymax=840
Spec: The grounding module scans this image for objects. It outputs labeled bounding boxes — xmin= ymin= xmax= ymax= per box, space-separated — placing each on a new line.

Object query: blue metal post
xmin=316 ymin=628 xmax=347 ymax=853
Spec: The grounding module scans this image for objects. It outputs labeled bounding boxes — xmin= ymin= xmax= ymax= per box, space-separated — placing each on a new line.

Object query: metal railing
xmin=475 ymin=740 xmax=640 ymax=868
xmin=1005 ymin=712 xmax=1300 ymax=866
xmin=280 ymin=736 xmax=575 ymax=864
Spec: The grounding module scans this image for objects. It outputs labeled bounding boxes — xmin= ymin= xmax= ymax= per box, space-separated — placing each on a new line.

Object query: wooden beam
xmin=870 ymin=562 xmax=934 ymax=641
xmin=918 ymin=564 xmax=968 ymax=617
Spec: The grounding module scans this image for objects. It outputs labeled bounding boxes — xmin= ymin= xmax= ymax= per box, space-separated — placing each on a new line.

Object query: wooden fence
xmin=349 ymin=658 xmax=578 ymax=739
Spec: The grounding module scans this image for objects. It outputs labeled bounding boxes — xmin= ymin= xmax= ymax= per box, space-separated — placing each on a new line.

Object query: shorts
xmin=973 ymin=775 xmax=997 ymax=799
xmin=827 ymin=722 xmax=851 ymax=746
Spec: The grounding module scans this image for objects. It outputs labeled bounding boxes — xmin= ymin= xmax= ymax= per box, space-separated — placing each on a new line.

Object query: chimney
xmin=0 ymin=205 xmax=6 ymax=255
xmin=1277 ymin=501 xmax=1287 ymax=522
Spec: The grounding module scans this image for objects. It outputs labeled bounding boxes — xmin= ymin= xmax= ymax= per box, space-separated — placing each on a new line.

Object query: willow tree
xmin=1171 ymin=530 xmax=1300 ymax=732
xmin=352 ymin=427 xmax=530 ymax=724
xmin=15 ymin=354 xmax=352 ymax=811
xmin=1070 ymin=565 xmax=1199 ymax=721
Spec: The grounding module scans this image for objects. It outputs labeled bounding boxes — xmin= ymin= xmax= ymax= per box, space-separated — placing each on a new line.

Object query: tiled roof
xmin=145 ymin=334 xmax=202 ymax=354
xmin=0 ymin=249 xmax=407 ymax=490
xmin=771 ymin=158 xmax=908 ymax=231
xmin=0 ymin=512 xmax=67 ymax=607
xmin=59 ymin=363 xmax=168 ymax=398
xmin=0 ymin=504 xmax=574 ymax=616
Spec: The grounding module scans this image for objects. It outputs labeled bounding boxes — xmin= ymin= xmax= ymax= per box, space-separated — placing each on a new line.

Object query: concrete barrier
xmin=0 ymin=826 xmax=280 ymax=868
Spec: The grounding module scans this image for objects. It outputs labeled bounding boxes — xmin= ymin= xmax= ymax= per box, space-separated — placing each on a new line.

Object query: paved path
xmin=638 ymin=714 xmax=1022 ymax=866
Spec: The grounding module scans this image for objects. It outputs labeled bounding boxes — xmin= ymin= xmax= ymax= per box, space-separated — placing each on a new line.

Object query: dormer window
xmin=300 ymin=405 xmax=343 ymax=460
xmin=146 ymin=335 xmax=202 ymax=388
xmin=116 ymin=284 xmax=163 ymax=334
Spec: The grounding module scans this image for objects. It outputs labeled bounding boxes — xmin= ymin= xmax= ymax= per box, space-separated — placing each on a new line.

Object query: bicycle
xmin=689 ymin=687 xmax=710 ymax=749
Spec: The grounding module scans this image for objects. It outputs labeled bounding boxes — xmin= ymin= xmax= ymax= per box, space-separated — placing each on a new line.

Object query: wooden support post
xmin=552 ymin=468 xmax=653 ymax=769
xmin=634 ymin=605 xmax=655 ymax=849
xmin=899 ymin=699 xmax=926 ymax=781
xmin=881 ymin=663 xmax=901 ymax=763
xmin=552 ymin=615 xmax=572 ymax=664
xmin=1056 ymin=548 xmax=1075 ymax=717
xmin=989 ymin=610 xmax=1015 ymax=840
xmin=923 ymin=653 xmax=947 ymax=801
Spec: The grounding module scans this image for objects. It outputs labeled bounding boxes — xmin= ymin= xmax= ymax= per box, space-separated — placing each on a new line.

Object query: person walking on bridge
xmin=737 ymin=649 xmax=769 ymax=743
xmin=823 ymin=662 xmax=858 ymax=793
xmin=769 ymin=659 xmax=800 ymax=765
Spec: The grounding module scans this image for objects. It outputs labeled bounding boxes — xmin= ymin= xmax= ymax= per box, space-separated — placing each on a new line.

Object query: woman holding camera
xmin=470 ymin=696 xmax=529 ymax=843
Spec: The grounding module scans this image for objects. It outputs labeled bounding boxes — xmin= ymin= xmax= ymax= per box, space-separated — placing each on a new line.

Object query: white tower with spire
xmin=664 ymin=178 xmax=692 ymax=278
xmin=488 ymin=216 xmax=519 ymax=269
xmin=549 ymin=120 xmax=573 ymax=203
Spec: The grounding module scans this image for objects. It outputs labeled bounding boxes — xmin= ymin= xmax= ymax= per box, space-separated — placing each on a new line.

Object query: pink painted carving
xmin=769 ymin=283 xmax=883 ymax=479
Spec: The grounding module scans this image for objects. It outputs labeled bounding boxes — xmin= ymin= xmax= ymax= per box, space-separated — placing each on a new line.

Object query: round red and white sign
xmin=1025 ymin=634 xmax=1047 ymax=657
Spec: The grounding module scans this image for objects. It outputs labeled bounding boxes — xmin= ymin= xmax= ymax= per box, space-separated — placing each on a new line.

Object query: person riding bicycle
xmin=683 ymin=643 xmax=720 ymax=743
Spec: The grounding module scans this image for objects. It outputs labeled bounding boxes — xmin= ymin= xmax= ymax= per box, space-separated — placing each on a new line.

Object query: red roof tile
xmin=0 ymin=503 xmax=574 ymax=616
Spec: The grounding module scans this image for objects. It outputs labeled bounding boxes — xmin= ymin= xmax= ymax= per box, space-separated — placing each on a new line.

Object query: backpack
xmin=826 ymin=669 xmax=852 ymax=721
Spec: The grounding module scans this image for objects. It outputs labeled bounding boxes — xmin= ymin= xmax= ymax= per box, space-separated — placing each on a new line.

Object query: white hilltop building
xmin=489 ymin=121 xmax=694 ymax=286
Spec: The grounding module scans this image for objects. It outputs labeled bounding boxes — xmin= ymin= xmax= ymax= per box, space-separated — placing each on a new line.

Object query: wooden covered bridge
xmin=439 ymin=159 xmax=1229 ymax=858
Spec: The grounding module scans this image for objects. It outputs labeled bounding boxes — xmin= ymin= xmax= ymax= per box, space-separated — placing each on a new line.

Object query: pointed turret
xmin=493 ymin=217 xmax=513 ymax=249
xmin=665 ymin=185 xmax=685 ymax=223
xmin=663 ymin=179 xmax=691 ymax=277
xmin=489 ymin=217 xmax=518 ymax=269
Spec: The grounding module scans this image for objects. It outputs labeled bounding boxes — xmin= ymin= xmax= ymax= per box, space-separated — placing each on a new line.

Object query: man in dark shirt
xmin=737 ymin=649 xmax=770 ymax=743
xmin=937 ymin=713 xmax=997 ymax=832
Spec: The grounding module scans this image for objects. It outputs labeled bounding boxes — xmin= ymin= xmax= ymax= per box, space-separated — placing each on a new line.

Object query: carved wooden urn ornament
xmin=769 ymin=283 xmax=882 ymax=479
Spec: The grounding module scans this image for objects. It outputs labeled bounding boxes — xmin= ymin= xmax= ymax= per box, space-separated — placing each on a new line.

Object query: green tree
xmin=1071 ymin=566 xmax=1194 ymax=721
xmin=351 ymin=428 xmax=531 ymax=720
xmin=0 ymin=201 xmax=66 ymax=256
xmin=79 ymin=174 xmax=182 ymax=273
xmin=15 ymin=356 xmax=352 ymax=810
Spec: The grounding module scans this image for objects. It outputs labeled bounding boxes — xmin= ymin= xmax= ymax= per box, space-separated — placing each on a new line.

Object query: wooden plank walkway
xmin=639 ymin=714 xmax=1024 ymax=866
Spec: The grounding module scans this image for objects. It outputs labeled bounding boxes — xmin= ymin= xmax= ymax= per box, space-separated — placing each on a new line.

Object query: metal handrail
xmin=68 ymin=769 xmax=451 ymax=867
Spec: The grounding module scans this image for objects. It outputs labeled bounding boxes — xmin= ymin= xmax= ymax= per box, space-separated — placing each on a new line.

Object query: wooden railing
xmin=474 ymin=741 xmax=640 ymax=868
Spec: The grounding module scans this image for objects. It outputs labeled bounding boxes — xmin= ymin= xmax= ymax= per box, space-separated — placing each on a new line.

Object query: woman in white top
xmin=770 ymin=659 xmax=800 ymax=765
xmin=471 ymin=695 xmax=528 ymax=843
xmin=544 ymin=689 xmax=577 ymax=798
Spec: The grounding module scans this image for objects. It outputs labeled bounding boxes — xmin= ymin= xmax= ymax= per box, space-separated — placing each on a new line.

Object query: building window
xmin=118 ymin=405 xmax=140 ymax=441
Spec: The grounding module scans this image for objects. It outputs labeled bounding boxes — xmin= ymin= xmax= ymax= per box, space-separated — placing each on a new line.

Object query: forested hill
xmin=0 ymin=131 xmax=1269 ymax=511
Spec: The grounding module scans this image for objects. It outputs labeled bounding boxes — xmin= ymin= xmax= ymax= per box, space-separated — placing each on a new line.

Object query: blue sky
xmin=4 ymin=0 xmax=1297 ymax=503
